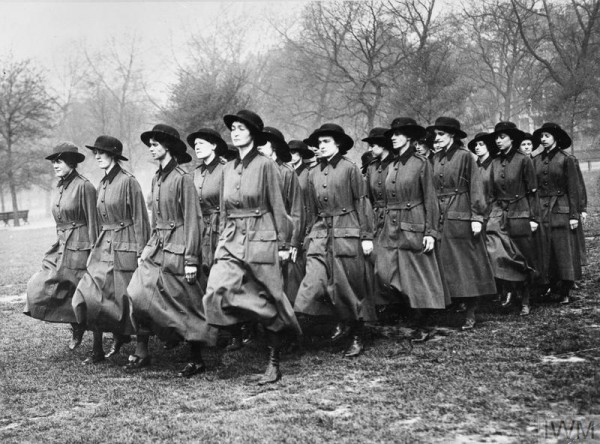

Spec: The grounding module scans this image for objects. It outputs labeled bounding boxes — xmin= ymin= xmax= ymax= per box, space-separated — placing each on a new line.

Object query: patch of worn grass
xmin=0 ymin=227 xmax=599 ymax=443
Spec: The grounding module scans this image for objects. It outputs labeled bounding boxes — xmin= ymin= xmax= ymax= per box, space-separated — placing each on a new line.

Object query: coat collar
xmin=397 ymin=146 xmax=415 ymax=166
xmin=295 ymin=163 xmax=307 ymax=176
xmin=198 ymin=156 xmax=219 ymax=174
xmin=320 ymin=152 xmax=342 ymax=171
xmin=478 ymin=155 xmax=493 ymax=169
xmin=542 ymin=146 xmax=561 ymax=160
xmin=57 ymin=169 xmax=78 ymax=188
xmin=234 ymin=147 xmax=259 ymax=169
xmin=101 ymin=163 xmax=122 ymax=184
xmin=499 ymin=146 xmax=517 ymax=162
xmin=158 ymin=158 xmax=178 ymax=180
xmin=374 ymin=152 xmax=395 ymax=170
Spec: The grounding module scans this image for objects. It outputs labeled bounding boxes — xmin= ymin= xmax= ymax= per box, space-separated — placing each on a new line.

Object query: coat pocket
xmin=507 ymin=218 xmax=532 ymax=237
xmin=113 ymin=242 xmax=139 ymax=271
xmin=332 ymin=228 xmax=360 ymax=257
xmin=64 ymin=241 xmax=92 ymax=270
xmin=247 ymin=230 xmax=277 ymax=264
xmin=163 ymin=242 xmax=185 ymax=275
xmin=444 ymin=219 xmax=472 ymax=239
xmin=398 ymin=222 xmax=425 ymax=251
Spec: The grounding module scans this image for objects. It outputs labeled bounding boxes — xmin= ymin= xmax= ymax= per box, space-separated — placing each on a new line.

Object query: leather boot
xmin=69 ymin=323 xmax=85 ymax=351
xmin=327 ymin=322 xmax=350 ymax=345
xmin=105 ymin=334 xmax=131 ymax=359
xmin=241 ymin=323 xmax=257 ymax=345
xmin=259 ymin=333 xmax=282 ymax=385
xmin=344 ymin=322 xmax=364 ymax=358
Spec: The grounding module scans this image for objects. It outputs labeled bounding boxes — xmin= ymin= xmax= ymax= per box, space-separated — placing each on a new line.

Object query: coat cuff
xmin=184 ymin=256 xmax=199 ymax=266
xmin=471 ymin=215 xmax=484 ymax=223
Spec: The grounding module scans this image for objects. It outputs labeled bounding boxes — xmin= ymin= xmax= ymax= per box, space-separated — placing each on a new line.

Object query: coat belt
xmin=386 ymin=200 xmax=423 ymax=211
xmin=436 ymin=188 xmax=468 ymax=198
xmin=226 ymin=207 xmax=268 ymax=218
xmin=317 ymin=208 xmax=356 ymax=218
xmin=56 ymin=220 xmax=86 ymax=230
xmin=155 ymin=220 xmax=184 ymax=230
xmin=100 ymin=219 xmax=133 ymax=231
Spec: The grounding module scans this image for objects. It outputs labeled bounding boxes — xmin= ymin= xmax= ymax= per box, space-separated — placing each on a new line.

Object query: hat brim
xmin=532 ymin=127 xmax=572 ymax=149
xmin=45 ymin=151 xmax=85 ymax=163
xmin=383 ymin=125 xmax=426 ymax=140
xmin=290 ymin=147 xmax=315 ymax=159
xmin=186 ymin=131 xmax=228 ymax=158
xmin=84 ymin=144 xmax=128 ymax=161
xmin=223 ymin=115 xmax=267 ymax=147
xmin=263 ymin=133 xmax=291 ymax=163
xmin=362 ymin=136 xmax=392 ymax=149
xmin=307 ymin=129 xmax=354 ymax=153
xmin=141 ymin=130 xmax=189 ymax=160
xmin=467 ymin=134 xmax=493 ymax=152
xmin=487 ymin=128 xmax=524 ymax=148
xmin=426 ymin=125 xmax=467 ymax=139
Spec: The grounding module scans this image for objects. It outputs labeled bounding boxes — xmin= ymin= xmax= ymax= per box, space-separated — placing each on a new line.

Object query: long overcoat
xmin=532 ymin=148 xmax=580 ymax=282
xmin=571 ymin=156 xmax=587 ymax=272
xmin=294 ymin=154 xmax=377 ymax=321
xmin=486 ymin=149 xmax=539 ymax=282
xmin=25 ymin=171 xmax=98 ymax=322
xmin=203 ymin=149 xmax=301 ymax=335
xmin=375 ymin=147 xmax=446 ymax=309
xmin=127 ymin=159 xmax=215 ymax=344
xmin=432 ymin=143 xmax=496 ymax=299
xmin=365 ymin=154 xmax=395 ymax=239
xmin=72 ymin=165 xmax=150 ymax=334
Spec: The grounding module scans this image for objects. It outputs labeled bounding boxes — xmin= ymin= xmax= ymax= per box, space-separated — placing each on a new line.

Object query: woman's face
xmin=230 ymin=121 xmax=253 ymax=148
xmin=391 ymin=130 xmax=410 ymax=150
xmin=474 ymin=140 xmax=489 ymax=157
xmin=415 ymin=142 xmax=430 ymax=156
xmin=434 ymin=130 xmax=453 ymax=149
xmin=308 ymin=144 xmax=321 ymax=158
xmin=148 ymin=138 xmax=167 ymax=161
xmin=94 ymin=150 xmax=113 ymax=170
xmin=540 ymin=132 xmax=557 ymax=150
xmin=194 ymin=138 xmax=216 ymax=160
xmin=257 ymin=140 xmax=275 ymax=158
xmin=371 ymin=143 xmax=387 ymax=158
xmin=520 ymin=139 xmax=533 ymax=156
xmin=52 ymin=159 xmax=73 ymax=178
xmin=495 ymin=133 xmax=513 ymax=152
xmin=290 ymin=150 xmax=302 ymax=165
xmin=319 ymin=136 xmax=339 ymax=159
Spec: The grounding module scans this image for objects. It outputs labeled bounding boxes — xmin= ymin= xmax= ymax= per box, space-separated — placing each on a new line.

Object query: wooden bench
xmin=0 ymin=210 xmax=29 ymax=225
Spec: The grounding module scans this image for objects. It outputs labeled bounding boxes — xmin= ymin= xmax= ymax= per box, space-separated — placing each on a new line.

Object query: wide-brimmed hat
xmin=519 ymin=132 xmax=539 ymax=149
xmin=467 ymin=132 xmax=495 ymax=154
xmin=85 ymin=135 xmax=128 ymax=161
xmin=186 ymin=128 xmax=228 ymax=158
xmin=362 ymin=127 xmax=393 ymax=149
xmin=306 ymin=123 xmax=354 ymax=154
xmin=262 ymin=126 xmax=291 ymax=162
xmin=223 ymin=109 xmax=267 ymax=146
xmin=384 ymin=117 xmax=426 ymax=140
xmin=533 ymin=122 xmax=572 ymax=149
xmin=288 ymin=139 xmax=315 ymax=159
xmin=141 ymin=124 xmax=191 ymax=164
xmin=426 ymin=116 xmax=467 ymax=139
xmin=45 ymin=142 xmax=85 ymax=163
xmin=488 ymin=121 xmax=524 ymax=147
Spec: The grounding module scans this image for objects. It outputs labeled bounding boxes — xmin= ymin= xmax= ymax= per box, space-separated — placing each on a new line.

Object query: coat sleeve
xmin=180 ymin=173 xmax=201 ymax=267
xmin=82 ymin=180 xmax=99 ymax=244
xmin=264 ymin=161 xmax=292 ymax=249
xmin=350 ymin=164 xmax=374 ymax=240
xmin=305 ymin=170 xmax=319 ymax=235
xmin=287 ymin=170 xmax=305 ymax=248
xmin=128 ymin=177 xmax=151 ymax=256
xmin=468 ymin=154 xmax=485 ymax=224
xmin=522 ymin=156 xmax=540 ymax=223
xmin=564 ymin=155 xmax=580 ymax=220
xmin=574 ymin=159 xmax=587 ymax=212
xmin=420 ymin=160 xmax=440 ymax=239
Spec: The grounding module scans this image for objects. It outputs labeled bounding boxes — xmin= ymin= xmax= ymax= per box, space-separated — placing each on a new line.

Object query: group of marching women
xmin=24 ymin=110 xmax=586 ymax=385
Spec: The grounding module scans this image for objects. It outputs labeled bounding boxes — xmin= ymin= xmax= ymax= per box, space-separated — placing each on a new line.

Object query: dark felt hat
xmin=361 ymin=151 xmax=374 ymax=175
xmin=488 ymin=121 xmax=524 ymax=147
xmin=85 ymin=135 xmax=128 ymax=161
xmin=426 ymin=116 xmax=467 ymax=139
xmin=306 ymin=123 xmax=354 ymax=154
xmin=520 ymin=132 xmax=539 ymax=149
xmin=288 ymin=139 xmax=315 ymax=159
xmin=186 ymin=128 xmax=228 ymax=158
xmin=362 ymin=127 xmax=393 ymax=149
xmin=45 ymin=142 xmax=85 ymax=163
xmin=223 ymin=110 xmax=267 ymax=146
xmin=141 ymin=124 xmax=191 ymax=164
xmin=262 ymin=126 xmax=291 ymax=163
xmin=384 ymin=117 xmax=426 ymax=140
xmin=533 ymin=122 xmax=572 ymax=149
xmin=467 ymin=132 xmax=493 ymax=153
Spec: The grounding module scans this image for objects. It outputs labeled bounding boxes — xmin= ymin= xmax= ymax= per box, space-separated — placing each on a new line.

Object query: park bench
xmin=0 ymin=210 xmax=29 ymax=226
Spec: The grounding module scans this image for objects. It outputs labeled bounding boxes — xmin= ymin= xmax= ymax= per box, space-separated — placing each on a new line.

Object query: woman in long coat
xmin=486 ymin=122 xmax=540 ymax=316
xmin=25 ymin=143 xmax=98 ymax=349
xmin=72 ymin=136 xmax=151 ymax=363
xmin=531 ymin=122 xmax=580 ymax=304
xmin=375 ymin=118 xmax=445 ymax=339
xmin=188 ymin=128 xmax=229 ymax=286
xmin=126 ymin=124 xmax=216 ymax=377
xmin=203 ymin=110 xmax=301 ymax=385
xmin=428 ymin=117 xmax=496 ymax=330
xmin=294 ymin=123 xmax=376 ymax=357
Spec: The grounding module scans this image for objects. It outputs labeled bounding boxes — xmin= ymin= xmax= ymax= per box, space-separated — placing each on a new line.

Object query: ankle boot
xmin=69 ymin=323 xmax=85 ymax=351
xmin=344 ymin=322 xmax=364 ymax=358
xmin=258 ymin=346 xmax=281 ymax=385
xmin=105 ymin=334 xmax=130 ymax=358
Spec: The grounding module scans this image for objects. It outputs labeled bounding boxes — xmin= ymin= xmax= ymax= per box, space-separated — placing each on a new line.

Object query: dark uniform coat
xmin=365 ymin=154 xmax=395 ymax=239
xmin=294 ymin=154 xmax=376 ymax=321
xmin=72 ymin=165 xmax=151 ymax=334
xmin=571 ymin=156 xmax=587 ymax=272
xmin=477 ymin=155 xmax=494 ymax=222
xmin=25 ymin=171 xmax=98 ymax=322
xmin=193 ymin=156 xmax=227 ymax=278
xmin=432 ymin=143 xmax=496 ymax=299
xmin=127 ymin=159 xmax=216 ymax=344
xmin=375 ymin=147 xmax=446 ymax=309
xmin=203 ymin=148 xmax=301 ymax=335
xmin=486 ymin=148 xmax=539 ymax=282
xmin=532 ymin=148 xmax=580 ymax=283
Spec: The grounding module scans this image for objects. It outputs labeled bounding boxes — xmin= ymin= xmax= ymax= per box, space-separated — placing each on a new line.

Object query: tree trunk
xmin=0 ymin=185 xmax=5 ymax=212
xmin=6 ymin=148 xmax=20 ymax=227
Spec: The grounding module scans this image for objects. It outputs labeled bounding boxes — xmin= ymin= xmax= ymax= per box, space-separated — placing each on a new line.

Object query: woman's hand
xmin=471 ymin=221 xmax=482 ymax=236
xmin=569 ymin=219 xmax=579 ymax=230
xmin=362 ymin=240 xmax=373 ymax=256
xmin=581 ymin=212 xmax=588 ymax=224
xmin=184 ymin=265 xmax=197 ymax=283
xmin=278 ymin=250 xmax=291 ymax=263
xmin=422 ymin=236 xmax=435 ymax=253
xmin=289 ymin=247 xmax=298 ymax=263
xmin=137 ymin=257 xmax=143 ymax=267
xmin=530 ymin=221 xmax=539 ymax=232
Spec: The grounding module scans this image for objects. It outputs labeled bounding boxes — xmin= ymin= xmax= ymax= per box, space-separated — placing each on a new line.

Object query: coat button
xmin=391 ymin=180 xmax=395 ymax=184
xmin=323 ymin=184 xmax=327 ymax=188
xmin=543 ymin=181 xmax=548 ymax=185
xmin=515 ymin=195 xmax=519 ymax=198
xmin=198 ymin=186 xmax=202 ymax=190
xmin=170 ymin=222 xmax=174 ymax=227
xmin=324 ymin=171 xmax=328 ymax=175
xmin=71 ymin=222 xmax=76 ymax=226
xmin=501 ymin=174 xmax=505 ymax=178
xmin=406 ymin=203 xmax=411 ymax=208
xmin=56 ymin=204 xmax=60 ymax=207
xmin=392 ymin=192 xmax=396 ymax=197
xmin=392 ymin=219 xmax=397 ymax=224
xmin=455 ymin=188 xmax=459 ymax=192
xmin=323 ymin=197 xmax=328 ymax=201
xmin=156 ymin=197 xmax=159 ymax=201
xmin=120 ymin=222 xmax=124 ymax=226
xmin=107 ymin=240 xmax=111 ymax=244
xmin=342 ymin=208 xmax=346 ymax=212
xmin=255 ymin=209 xmax=260 ymax=214
xmin=378 ymin=181 xmax=382 ymax=185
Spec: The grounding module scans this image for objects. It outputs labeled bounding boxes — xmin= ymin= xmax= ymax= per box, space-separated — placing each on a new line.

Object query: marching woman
xmin=188 ymin=128 xmax=228 ymax=288
xmin=429 ymin=117 xmax=496 ymax=330
xmin=486 ymin=122 xmax=540 ymax=315
xmin=375 ymin=118 xmax=446 ymax=340
xmin=294 ymin=123 xmax=376 ymax=357
xmin=519 ymin=133 xmax=536 ymax=157
xmin=72 ymin=136 xmax=151 ymax=363
xmin=25 ymin=143 xmax=98 ymax=349
xmin=126 ymin=124 xmax=216 ymax=377
xmin=468 ymin=132 xmax=495 ymax=222
xmin=203 ymin=110 xmax=301 ymax=385
xmin=531 ymin=123 xmax=581 ymax=304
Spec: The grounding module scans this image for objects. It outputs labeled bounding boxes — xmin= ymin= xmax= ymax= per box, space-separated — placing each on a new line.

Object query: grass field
xmin=1 ymin=210 xmax=599 ymax=442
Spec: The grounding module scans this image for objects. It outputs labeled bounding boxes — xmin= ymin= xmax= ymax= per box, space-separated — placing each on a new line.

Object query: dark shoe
xmin=461 ymin=318 xmax=476 ymax=331
xmin=328 ymin=323 xmax=351 ymax=345
xmin=520 ymin=305 xmax=530 ymax=316
xmin=501 ymin=292 xmax=513 ymax=307
xmin=344 ymin=335 xmax=364 ymax=358
xmin=455 ymin=303 xmax=467 ymax=313
xmin=82 ymin=352 xmax=105 ymax=365
xmin=411 ymin=328 xmax=430 ymax=343
xmin=178 ymin=362 xmax=206 ymax=378
xmin=225 ymin=335 xmax=243 ymax=352
xmin=560 ymin=296 xmax=570 ymax=305
xmin=68 ymin=325 xmax=85 ymax=351
xmin=241 ymin=324 xmax=256 ymax=345
xmin=258 ymin=347 xmax=281 ymax=385
xmin=105 ymin=336 xmax=130 ymax=359
xmin=123 ymin=355 xmax=151 ymax=370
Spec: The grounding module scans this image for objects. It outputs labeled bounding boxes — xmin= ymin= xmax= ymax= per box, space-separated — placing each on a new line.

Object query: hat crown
xmin=288 ymin=140 xmax=308 ymax=151
xmin=263 ymin=126 xmax=285 ymax=142
xmin=316 ymin=123 xmax=346 ymax=135
xmin=192 ymin=128 xmax=220 ymax=140
xmin=93 ymin=135 xmax=123 ymax=153
xmin=494 ymin=121 xmax=519 ymax=132
xmin=539 ymin=122 xmax=562 ymax=131
xmin=52 ymin=142 xmax=80 ymax=155
xmin=473 ymin=132 xmax=489 ymax=140
xmin=150 ymin=124 xmax=181 ymax=140
xmin=390 ymin=117 xmax=418 ymax=128
xmin=367 ymin=127 xmax=389 ymax=138
xmin=228 ymin=110 xmax=264 ymax=132
xmin=433 ymin=116 xmax=462 ymax=131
